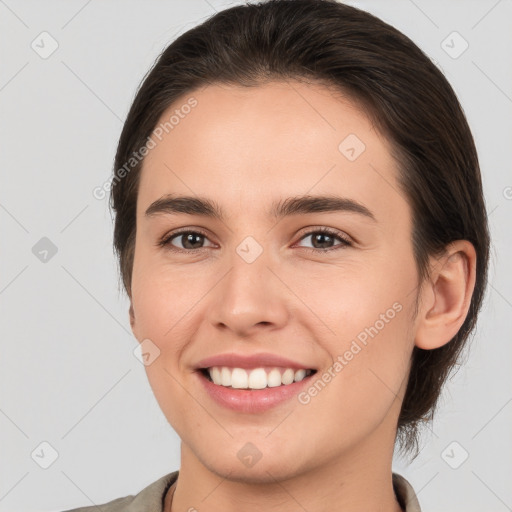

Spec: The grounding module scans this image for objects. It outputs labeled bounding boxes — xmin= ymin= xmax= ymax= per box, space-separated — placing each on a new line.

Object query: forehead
xmin=137 ymin=80 xmax=407 ymax=224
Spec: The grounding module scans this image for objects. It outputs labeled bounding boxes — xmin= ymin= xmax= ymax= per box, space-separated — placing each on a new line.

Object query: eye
xmin=295 ymin=227 xmax=352 ymax=253
xmin=157 ymin=229 xmax=215 ymax=252
xmin=157 ymin=227 xmax=352 ymax=254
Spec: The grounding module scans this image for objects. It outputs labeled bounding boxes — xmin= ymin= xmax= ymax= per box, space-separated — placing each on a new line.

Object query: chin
xmin=206 ymin=461 xmax=298 ymax=485
xmin=196 ymin=444 xmax=312 ymax=485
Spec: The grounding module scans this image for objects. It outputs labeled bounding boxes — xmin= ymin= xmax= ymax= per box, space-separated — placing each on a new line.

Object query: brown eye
xmin=157 ymin=227 xmax=351 ymax=254
xmin=296 ymin=228 xmax=352 ymax=252
xmin=158 ymin=229 xmax=214 ymax=252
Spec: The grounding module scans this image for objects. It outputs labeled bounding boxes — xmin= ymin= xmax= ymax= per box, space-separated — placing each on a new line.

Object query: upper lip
xmin=195 ymin=352 xmax=315 ymax=370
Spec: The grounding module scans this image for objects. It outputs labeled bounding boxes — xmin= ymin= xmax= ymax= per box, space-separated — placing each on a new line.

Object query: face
xmin=129 ymin=80 xmax=421 ymax=483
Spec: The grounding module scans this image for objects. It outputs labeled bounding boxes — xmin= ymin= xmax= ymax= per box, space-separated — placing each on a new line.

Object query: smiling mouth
xmin=200 ymin=366 xmax=317 ymax=390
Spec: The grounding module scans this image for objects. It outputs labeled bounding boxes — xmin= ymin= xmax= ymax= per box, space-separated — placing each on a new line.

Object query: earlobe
xmin=414 ymin=241 xmax=477 ymax=350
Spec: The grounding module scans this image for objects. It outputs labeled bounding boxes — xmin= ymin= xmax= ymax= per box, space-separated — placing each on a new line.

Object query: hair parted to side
xmin=109 ymin=0 xmax=490 ymax=458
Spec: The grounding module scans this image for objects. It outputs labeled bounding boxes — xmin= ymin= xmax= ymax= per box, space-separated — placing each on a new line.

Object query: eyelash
xmin=157 ymin=227 xmax=353 ymax=255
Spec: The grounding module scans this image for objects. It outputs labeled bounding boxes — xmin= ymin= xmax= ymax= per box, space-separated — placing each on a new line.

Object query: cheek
xmin=295 ymin=301 xmax=414 ymax=452
xmin=143 ymin=361 xmax=197 ymax=447
xmin=131 ymin=259 xmax=199 ymax=341
xmin=130 ymin=263 xmax=205 ymax=394
xmin=299 ymin=260 xmax=416 ymax=420
xmin=339 ymin=305 xmax=413 ymax=399
xmin=132 ymin=272 xmax=196 ymax=427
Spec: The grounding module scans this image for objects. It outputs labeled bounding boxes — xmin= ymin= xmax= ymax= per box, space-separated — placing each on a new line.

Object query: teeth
xmin=267 ymin=368 xmax=282 ymax=387
xmin=206 ymin=367 xmax=312 ymax=390
xmin=220 ymin=367 xmax=231 ymax=386
xmin=211 ymin=367 xmax=221 ymax=385
xmin=248 ymin=368 xmax=267 ymax=389
xmin=281 ymin=368 xmax=295 ymax=385
xmin=231 ymin=368 xmax=248 ymax=389
xmin=294 ymin=369 xmax=306 ymax=381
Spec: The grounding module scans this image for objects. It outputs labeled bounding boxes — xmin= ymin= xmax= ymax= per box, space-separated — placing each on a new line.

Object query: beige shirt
xmin=62 ymin=471 xmax=421 ymax=511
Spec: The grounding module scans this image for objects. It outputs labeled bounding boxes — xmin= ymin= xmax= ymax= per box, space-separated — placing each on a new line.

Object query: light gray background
xmin=1 ymin=1 xmax=511 ymax=511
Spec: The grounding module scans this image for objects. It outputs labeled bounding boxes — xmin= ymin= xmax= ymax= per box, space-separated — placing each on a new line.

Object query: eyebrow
xmin=144 ymin=194 xmax=377 ymax=222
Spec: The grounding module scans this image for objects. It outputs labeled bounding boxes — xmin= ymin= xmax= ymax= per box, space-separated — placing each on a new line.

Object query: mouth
xmin=199 ymin=366 xmax=317 ymax=390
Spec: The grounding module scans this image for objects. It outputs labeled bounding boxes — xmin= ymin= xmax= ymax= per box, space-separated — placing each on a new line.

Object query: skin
xmin=128 ymin=80 xmax=476 ymax=512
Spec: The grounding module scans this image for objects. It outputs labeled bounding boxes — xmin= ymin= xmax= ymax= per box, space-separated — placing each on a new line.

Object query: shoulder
xmin=392 ymin=472 xmax=422 ymax=512
xmin=59 ymin=471 xmax=179 ymax=512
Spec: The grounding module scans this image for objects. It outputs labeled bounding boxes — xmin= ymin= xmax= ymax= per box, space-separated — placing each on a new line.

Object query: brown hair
xmin=110 ymin=0 xmax=490 ymax=457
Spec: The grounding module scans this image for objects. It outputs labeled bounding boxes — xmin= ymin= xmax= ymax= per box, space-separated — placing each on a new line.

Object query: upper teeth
xmin=207 ymin=367 xmax=312 ymax=389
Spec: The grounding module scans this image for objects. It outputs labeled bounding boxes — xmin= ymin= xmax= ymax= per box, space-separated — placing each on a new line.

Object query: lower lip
xmin=197 ymin=370 xmax=315 ymax=413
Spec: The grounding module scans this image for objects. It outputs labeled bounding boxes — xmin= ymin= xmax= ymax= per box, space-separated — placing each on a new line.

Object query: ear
xmin=415 ymin=240 xmax=477 ymax=350
xmin=129 ymin=302 xmax=140 ymax=342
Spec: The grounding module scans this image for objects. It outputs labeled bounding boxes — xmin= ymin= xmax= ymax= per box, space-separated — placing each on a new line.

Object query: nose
xmin=207 ymin=250 xmax=289 ymax=338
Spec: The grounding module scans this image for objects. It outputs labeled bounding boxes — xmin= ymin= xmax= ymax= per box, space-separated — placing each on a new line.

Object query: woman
xmin=64 ymin=0 xmax=490 ymax=510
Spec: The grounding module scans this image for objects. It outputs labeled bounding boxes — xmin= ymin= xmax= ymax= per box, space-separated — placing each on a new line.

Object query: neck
xmin=169 ymin=419 xmax=403 ymax=512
